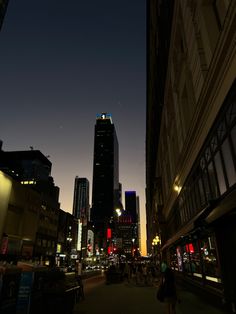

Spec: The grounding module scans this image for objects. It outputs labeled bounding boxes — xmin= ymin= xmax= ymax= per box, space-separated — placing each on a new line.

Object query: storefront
xmin=162 ymin=188 xmax=236 ymax=309
xmin=168 ymin=233 xmax=221 ymax=288
xmin=161 ymin=82 xmax=236 ymax=309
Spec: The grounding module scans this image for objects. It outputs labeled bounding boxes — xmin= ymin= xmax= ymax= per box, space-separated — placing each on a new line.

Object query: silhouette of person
xmin=160 ymin=261 xmax=178 ymax=314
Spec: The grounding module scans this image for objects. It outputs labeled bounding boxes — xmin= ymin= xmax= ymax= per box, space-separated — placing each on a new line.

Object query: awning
xmin=161 ymin=189 xmax=236 ymax=251
xmin=161 ymin=203 xmax=215 ymax=251
xmin=205 ymin=189 xmax=236 ymax=224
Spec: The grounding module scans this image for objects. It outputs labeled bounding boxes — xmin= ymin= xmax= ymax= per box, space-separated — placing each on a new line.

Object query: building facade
xmin=91 ymin=113 xmax=119 ymax=253
xmin=146 ymin=0 xmax=236 ymax=309
xmin=0 ymin=170 xmax=59 ymax=264
xmin=56 ymin=209 xmax=79 ymax=268
xmin=116 ymin=213 xmax=133 ymax=257
xmin=146 ymin=0 xmax=174 ymax=256
xmin=0 ymin=147 xmax=60 ymax=264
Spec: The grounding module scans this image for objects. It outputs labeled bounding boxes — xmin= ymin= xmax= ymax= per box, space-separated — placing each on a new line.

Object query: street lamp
xmin=66 ymin=236 xmax=73 ymax=265
xmin=152 ymin=235 xmax=160 ymax=246
xmin=152 ymin=235 xmax=161 ymax=264
xmin=115 ymin=208 xmax=122 ymax=217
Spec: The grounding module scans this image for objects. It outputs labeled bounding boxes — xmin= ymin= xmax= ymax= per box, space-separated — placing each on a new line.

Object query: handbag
xmin=156 ymin=281 xmax=165 ymax=302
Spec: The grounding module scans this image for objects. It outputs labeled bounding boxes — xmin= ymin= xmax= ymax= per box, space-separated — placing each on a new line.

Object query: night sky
xmin=0 ymin=1 xmax=147 ymax=254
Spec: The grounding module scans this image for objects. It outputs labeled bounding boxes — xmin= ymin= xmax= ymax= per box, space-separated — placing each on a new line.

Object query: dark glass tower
xmin=91 ymin=113 xmax=119 ymax=251
xmin=125 ymin=191 xmax=138 ymax=223
xmin=125 ymin=191 xmax=140 ymax=254
xmin=72 ymin=177 xmax=89 ymax=221
xmin=72 ymin=177 xmax=89 ymax=259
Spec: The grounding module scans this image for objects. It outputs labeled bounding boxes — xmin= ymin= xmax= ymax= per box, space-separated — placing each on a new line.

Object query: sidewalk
xmin=73 ymin=274 xmax=228 ymax=314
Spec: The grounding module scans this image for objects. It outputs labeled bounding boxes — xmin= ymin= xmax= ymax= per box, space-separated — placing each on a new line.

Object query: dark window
xmin=205 ymin=147 xmax=211 ymax=162
xmin=198 ymin=177 xmax=206 ymax=206
xmin=221 ymin=138 xmax=236 ymax=187
xmin=214 ymin=151 xmax=227 ymax=194
xmin=189 ymin=185 xmax=197 ymax=214
xmin=208 ymin=161 xmax=219 ymax=199
xmin=230 ymin=125 xmax=236 ymax=159
xmin=226 ymin=101 xmax=236 ymax=127
xmin=217 ymin=120 xmax=227 ymax=141
xmin=193 ymin=179 xmax=201 ymax=209
xmin=202 ymin=169 xmax=211 ymax=201
xmin=210 ymin=136 xmax=218 ymax=154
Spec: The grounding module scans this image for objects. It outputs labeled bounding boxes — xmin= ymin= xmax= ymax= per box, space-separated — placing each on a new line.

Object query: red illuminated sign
xmin=186 ymin=243 xmax=194 ymax=253
xmin=107 ymin=228 xmax=112 ymax=239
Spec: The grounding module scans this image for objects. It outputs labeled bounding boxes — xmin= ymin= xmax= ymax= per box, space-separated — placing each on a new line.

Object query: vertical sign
xmin=77 ymin=219 xmax=82 ymax=251
xmin=16 ymin=272 xmax=34 ymax=314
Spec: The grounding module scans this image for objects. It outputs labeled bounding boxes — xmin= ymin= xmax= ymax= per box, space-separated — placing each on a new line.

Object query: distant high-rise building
xmin=72 ymin=177 xmax=89 ymax=259
xmin=72 ymin=177 xmax=89 ymax=220
xmin=91 ymin=113 xmax=119 ymax=252
xmin=117 ymin=212 xmax=133 ymax=256
xmin=136 ymin=195 xmax=141 ymax=251
xmin=125 ymin=191 xmax=140 ymax=252
xmin=125 ymin=191 xmax=138 ymax=223
xmin=0 ymin=0 xmax=9 ymax=31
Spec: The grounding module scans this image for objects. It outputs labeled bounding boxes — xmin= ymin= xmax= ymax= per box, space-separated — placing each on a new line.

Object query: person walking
xmin=142 ymin=263 xmax=148 ymax=285
xmin=157 ymin=261 xmax=178 ymax=314
xmin=135 ymin=263 xmax=143 ymax=285
xmin=123 ymin=261 xmax=130 ymax=283
xmin=75 ymin=274 xmax=85 ymax=301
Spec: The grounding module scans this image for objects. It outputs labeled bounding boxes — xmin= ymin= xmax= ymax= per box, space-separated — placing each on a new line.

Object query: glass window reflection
xmin=214 ymin=151 xmax=227 ymax=194
xmin=221 ymin=138 xmax=236 ymax=187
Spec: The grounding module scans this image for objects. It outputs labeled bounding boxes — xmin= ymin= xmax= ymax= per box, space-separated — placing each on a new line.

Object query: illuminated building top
xmin=96 ymin=113 xmax=113 ymax=124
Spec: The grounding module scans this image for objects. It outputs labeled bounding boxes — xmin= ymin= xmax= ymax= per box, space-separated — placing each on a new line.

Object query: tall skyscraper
xmin=72 ymin=176 xmax=89 ymax=259
xmin=91 ymin=113 xmax=119 ymax=252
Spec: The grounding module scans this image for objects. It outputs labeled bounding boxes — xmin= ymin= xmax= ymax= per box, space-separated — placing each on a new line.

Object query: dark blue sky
xmin=0 ymin=0 xmax=146 ymax=253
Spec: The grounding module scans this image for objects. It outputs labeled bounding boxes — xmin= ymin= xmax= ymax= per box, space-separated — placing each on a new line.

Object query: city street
xmin=74 ymin=273 xmax=229 ymax=314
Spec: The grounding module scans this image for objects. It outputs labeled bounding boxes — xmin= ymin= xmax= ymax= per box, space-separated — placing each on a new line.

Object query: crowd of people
xmin=106 ymin=260 xmax=178 ymax=314
xmin=106 ymin=260 xmax=160 ymax=286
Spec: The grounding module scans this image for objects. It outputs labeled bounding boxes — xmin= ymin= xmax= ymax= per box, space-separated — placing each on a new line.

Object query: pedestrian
xmin=157 ymin=261 xmax=178 ymax=314
xmin=135 ymin=263 xmax=143 ymax=285
xmin=123 ymin=261 xmax=130 ymax=283
xmin=142 ymin=263 xmax=148 ymax=285
xmin=75 ymin=274 xmax=85 ymax=301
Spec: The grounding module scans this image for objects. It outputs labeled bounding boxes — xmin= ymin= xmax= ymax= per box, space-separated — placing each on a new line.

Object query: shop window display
xmin=168 ymin=236 xmax=221 ymax=286
xmin=170 ymin=243 xmax=201 ymax=276
xmin=170 ymin=247 xmax=180 ymax=271
xmin=181 ymin=241 xmax=202 ymax=278
xmin=176 ymin=246 xmax=183 ymax=271
xmin=201 ymin=235 xmax=221 ymax=283
xmin=187 ymin=241 xmax=202 ymax=278
xmin=182 ymin=243 xmax=192 ymax=275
